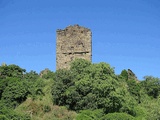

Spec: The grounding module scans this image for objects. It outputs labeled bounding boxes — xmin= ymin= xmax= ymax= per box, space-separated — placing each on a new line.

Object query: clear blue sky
xmin=0 ymin=0 xmax=160 ymax=79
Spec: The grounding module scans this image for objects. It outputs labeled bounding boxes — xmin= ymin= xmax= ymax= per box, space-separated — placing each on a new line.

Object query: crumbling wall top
xmin=56 ymin=24 xmax=91 ymax=33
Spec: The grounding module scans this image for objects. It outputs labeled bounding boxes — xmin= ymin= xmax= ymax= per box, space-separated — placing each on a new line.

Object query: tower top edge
xmin=56 ymin=24 xmax=91 ymax=32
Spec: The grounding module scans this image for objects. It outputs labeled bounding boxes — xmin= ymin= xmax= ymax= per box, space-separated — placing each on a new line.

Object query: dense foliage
xmin=0 ymin=59 xmax=160 ymax=120
xmin=0 ymin=64 xmax=47 ymax=119
xmin=52 ymin=60 xmax=134 ymax=114
xmin=52 ymin=59 xmax=160 ymax=120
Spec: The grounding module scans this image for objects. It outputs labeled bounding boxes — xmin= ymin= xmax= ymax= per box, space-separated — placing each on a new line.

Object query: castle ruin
xmin=56 ymin=25 xmax=92 ymax=69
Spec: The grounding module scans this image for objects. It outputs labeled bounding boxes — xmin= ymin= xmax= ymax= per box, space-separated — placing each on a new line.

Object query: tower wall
xmin=56 ymin=25 xmax=92 ymax=69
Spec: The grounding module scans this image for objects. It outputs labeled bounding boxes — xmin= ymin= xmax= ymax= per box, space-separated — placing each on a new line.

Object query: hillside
xmin=0 ymin=59 xmax=160 ymax=120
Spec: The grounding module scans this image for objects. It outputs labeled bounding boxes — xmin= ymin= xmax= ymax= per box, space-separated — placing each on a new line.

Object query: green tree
xmin=24 ymin=70 xmax=39 ymax=81
xmin=127 ymin=80 xmax=142 ymax=103
xmin=0 ymin=64 xmax=26 ymax=79
xmin=52 ymin=69 xmax=74 ymax=106
xmin=0 ymin=79 xmax=9 ymax=99
xmin=1 ymin=78 xmax=28 ymax=108
xmin=120 ymin=69 xmax=128 ymax=80
xmin=141 ymin=76 xmax=160 ymax=98
xmin=0 ymin=64 xmax=44 ymax=108
xmin=26 ymin=78 xmax=45 ymax=100
xmin=52 ymin=59 xmax=136 ymax=115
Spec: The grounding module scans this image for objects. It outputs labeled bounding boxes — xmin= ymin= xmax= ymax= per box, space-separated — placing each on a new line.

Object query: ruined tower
xmin=56 ymin=24 xmax=92 ymax=69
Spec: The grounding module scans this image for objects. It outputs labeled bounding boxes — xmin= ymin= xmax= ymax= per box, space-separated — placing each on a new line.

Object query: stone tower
xmin=56 ymin=24 xmax=92 ymax=70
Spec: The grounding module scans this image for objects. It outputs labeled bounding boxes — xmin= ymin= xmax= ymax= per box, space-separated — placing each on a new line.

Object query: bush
xmin=76 ymin=109 xmax=104 ymax=120
xmin=100 ymin=112 xmax=135 ymax=120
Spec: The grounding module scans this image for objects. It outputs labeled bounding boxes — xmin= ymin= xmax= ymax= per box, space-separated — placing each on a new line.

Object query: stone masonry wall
xmin=56 ymin=24 xmax=92 ymax=69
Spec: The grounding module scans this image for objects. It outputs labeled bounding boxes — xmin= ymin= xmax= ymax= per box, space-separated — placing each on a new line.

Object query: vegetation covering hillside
xmin=0 ymin=59 xmax=160 ymax=120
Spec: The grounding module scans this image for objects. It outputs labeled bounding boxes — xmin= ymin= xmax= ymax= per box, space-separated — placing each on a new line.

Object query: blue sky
xmin=0 ymin=0 xmax=160 ymax=79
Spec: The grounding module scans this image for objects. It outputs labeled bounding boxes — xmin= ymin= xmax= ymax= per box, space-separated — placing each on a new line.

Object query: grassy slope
xmin=15 ymin=79 xmax=77 ymax=120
